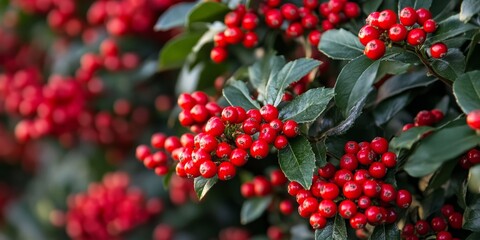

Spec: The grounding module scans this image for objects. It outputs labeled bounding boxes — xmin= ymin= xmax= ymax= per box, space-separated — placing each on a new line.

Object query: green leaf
xmin=187 ymin=2 xmax=230 ymax=26
xmin=430 ymin=48 xmax=466 ymax=82
xmin=369 ymin=224 xmax=401 ymax=240
xmin=314 ymin=214 xmax=348 ymax=240
xmin=376 ymin=71 xmax=436 ymax=102
xmin=467 ymin=233 xmax=480 ymax=240
xmin=278 ymin=135 xmax=316 ymax=190
xmin=240 ymin=196 xmax=273 ymax=224
xmin=248 ymin=55 xmax=286 ymax=100
xmin=318 ymin=29 xmax=365 ymax=60
xmin=324 ymin=95 xmax=368 ymax=137
xmin=426 ymin=14 xmax=477 ymax=44
xmin=398 ymin=0 xmax=432 ymax=14
xmin=334 ymin=55 xmax=380 ymax=117
xmin=374 ymin=92 xmax=415 ymax=126
xmin=154 ymin=2 xmax=196 ymax=31
xmin=421 ymin=189 xmax=446 ymax=219
xmin=453 ymin=70 xmax=480 ymax=114
xmin=158 ymin=33 xmax=202 ymax=71
xmin=363 ymin=0 xmax=383 ymax=15
xmin=460 ymin=0 xmax=480 ymax=22
xmin=223 ymin=79 xmax=261 ymax=110
xmin=426 ymin=159 xmax=457 ymax=192
xmin=279 ymin=88 xmax=334 ymax=123
xmin=266 ymin=58 xmax=321 ymax=106
xmin=404 ymin=125 xmax=480 ymax=177
xmin=194 ymin=176 xmax=218 ymax=200
xmin=313 ymin=140 xmax=328 ymax=168
xmin=464 ymin=193 xmax=480 ymax=231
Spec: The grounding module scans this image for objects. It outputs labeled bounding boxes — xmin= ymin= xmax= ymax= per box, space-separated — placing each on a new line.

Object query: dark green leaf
xmin=368 ymin=224 xmax=401 ymax=240
xmin=421 ymin=189 xmax=446 ymax=219
xmin=158 ymin=33 xmax=202 ymax=71
xmin=154 ymin=2 xmax=196 ymax=31
xmin=453 ymin=70 xmax=480 ymax=113
xmin=223 ymin=79 xmax=261 ymax=110
xmin=426 ymin=14 xmax=477 ymax=44
xmin=240 ymin=196 xmax=273 ymax=224
xmin=278 ymin=135 xmax=316 ymax=190
xmin=426 ymin=159 xmax=457 ymax=192
xmin=374 ymin=92 xmax=415 ymax=126
xmin=430 ymin=48 xmax=466 ymax=81
xmin=248 ymin=55 xmax=286 ymax=100
xmin=460 ymin=0 xmax=480 ymax=22
xmin=312 ymin=140 xmax=327 ymax=168
xmin=404 ymin=125 xmax=480 ymax=177
xmin=335 ymin=55 xmax=380 ymax=117
xmin=398 ymin=0 xmax=432 ymax=14
xmin=363 ymin=0 xmax=382 ymax=15
xmin=466 ymin=232 xmax=480 ymax=240
xmin=464 ymin=197 xmax=480 ymax=231
xmin=187 ymin=2 xmax=230 ymax=26
xmin=266 ymin=58 xmax=321 ymax=106
xmin=466 ymin=32 xmax=480 ymax=67
xmin=314 ymin=214 xmax=348 ymax=240
xmin=194 ymin=176 xmax=218 ymax=200
xmin=319 ymin=29 xmax=365 ymax=60
xmin=324 ymin=95 xmax=368 ymax=137
xmin=376 ymin=71 xmax=436 ymax=102
xmin=279 ymin=88 xmax=334 ymax=123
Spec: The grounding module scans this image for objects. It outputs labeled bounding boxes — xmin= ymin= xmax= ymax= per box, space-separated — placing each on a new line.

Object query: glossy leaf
xmin=265 ymin=58 xmax=321 ymax=106
xmin=453 ymin=70 xmax=480 ymax=113
xmin=278 ymin=135 xmax=316 ymax=190
xmin=426 ymin=159 xmax=457 ymax=192
xmin=249 ymin=55 xmax=286 ymax=100
xmin=368 ymin=224 xmax=401 ymax=240
xmin=154 ymin=2 xmax=196 ymax=31
xmin=398 ymin=0 xmax=432 ymax=14
xmin=426 ymin=14 xmax=477 ymax=44
xmin=376 ymin=71 xmax=435 ymax=102
xmin=318 ymin=29 xmax=365 ymax=60
xmin=314 ymin=214 xmax=348 ymax=240
xmin=158 ymin=33 xmax=202 ymax=71
xmin=464 ymin=193 xmax=480 ymax=231
xmin=374 ymin=92 xmax=415 ymax=126
xmin=223 ymin=79 xmax=261 ymax=110
xmin=404 ymin=125 xmax=480 ymax=177
xmin=324 ymin=95 xmax=368 ymax=137
xmin=240 ymin=196 xmax=273 ymax=224
xmin=363 ymin=0 xmax=382 ymax=15
xmin=187 ymin=2 xmax=230 ymax=26
xmin=279 ymin=88 xmax=334 ymax=123
xmin=194 ymin=176 xmax=218 ymax=200
xmin=430 ymin=48 xmax=466 ymax=82
xmin=335 ymin=55 xmax=380 ymax=117
xmin=460 ymin=0 xmax=480 ymax=22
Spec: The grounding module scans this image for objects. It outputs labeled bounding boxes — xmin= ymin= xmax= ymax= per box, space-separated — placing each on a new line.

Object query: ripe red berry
xmin=241 ymin=182 xmax=255 ymax=198
xmin=224 ymin=27 xmax=244 ymax=44
xmin=400 ymin=7 xmax=417 ymax=26
xmin=274 ymin=135 xmax=288 ymax=149
xmin=350 ymin=213 xmax=367 ymax=229
xmin=308 ymin=30 xmax=322 ymax=47
xmin=379 ymin=183 xmax=397 ymax=202
xmin=265 ymin=9 xmax=284 ymax=28
xmin=357 ymin=196 xmax=371 ymax=209
xmin=250 ymin=139 xmax=270 ymax=159
xmin=415 ymin=220 xmax=430 ymax=235
xmin=378 ymin=10 xmax=397 ymax=30
xmin=217 ymin=161 xmax=236 ymax=180
xmin=321 ymin=20 xmax=334 ymax=31
xmin=364 ymin=39 xmax=386 ymax=60
xmin=222 ymin=106 xmax=238 ymax=123
xmin=199 ymin=160 xmax=218 ymax=178
xmin=320 ymin=182 xmax=339 ymax=200
xmin=365 ymin=206 xmax=384 ymax=225
xmin=253 ymin=176 xmax=272 ymax=196
xmin=302 ymin=13 xmax=319 ymax=29
xmin=229 ymin=148 xmax=249 ymax=166
xmin=468 ymin=149 xmax=480 ymax=164
xmin=242 ymin=118 xmax=260 ymax=135
xmin=388 ymin=23 xmax=408 ymax=42
xmin=136 ymin=145 xmax=151 ymax=161
xmin=431 ymin=109 xmax=445 ymax=122
xmin=407 ymin=29 xmax=426 ymax=46
xmin=423 ymin=19 xmax=437 ymax=33
xmin=343 ymin=2 xmax=360 ymax=18
xmin=339 ymin=199 xmax=357 ymax=219
xmin=260 ymin=104 xmax=279 ymax=122
xmin=288 ymin=181 xmax=303 ymax=196
xmin=396 ymin=189 xmax=412 ymax=208
xmin=214 ymin=32 xmax=228 ymax=47
xmin=381 ymin=152 xmax=397 ymax=168
xmin=369 ymin=162 xmax=387 ymax=179
xmin=282 ymin=120 xmax=299 ymax=138
xmin=318 ymin=162 xmax=336 ymax=179
xmin=270 ymin=169 xmax=287 ymax=186
xmin=178 ymin=93 xmax=196 ymax=110
xmin=402 ymin=224 xmax=415 ymax=236
xmin=318 ymin=199 xmax=337 ymax=218
xmin=210 ymin=47 xmax=228 ymax=63
xmin=327 ymin=12 xmax=341 ymax=25
xmin=151 ymin=133 xmax=167 ymax=149
xmin=358 ymin=25 xmax=381 ymax=46
xmin=224 ymin=11 xmax=242 ymax=27
xmin=279 ymin=200 xmax=294 ymax=215
xmin=242 ymin=12 xmax=259 ymax=30
xmin=431 ymin=217 xmax=448 ymax=232
xmin=281 ymin=3 xmax=299 ymax=21
xmin=199 ymin=134 xmax=218 ymax=152
xmin=302 ymin=197 xmax=319 ymax=215
xmin=366 ymin=11 xmax=380 ymax=27
xmin=415 ymin=110 xmax=435 ymax=126
xmin=353 ymin=169 xmax=370 ymax=185
xmin=259 ymin=125 xmax=277 ymax=143
xmin=216 ymin=142 xmax=232 ymax=158
xmin=437 ymin=231 xmax=453 ymax=240
xmin=430 ymin=42 xmax=448 ymax=59
xmin=247 ymin=109 xmax=262 ymax=122
xmin=296 ymin=189 xmax=312 ymax=204
xmin=371 ymin=137 xmax=389 ymax=154
xmin=235 ymin=134 xmax=253 ymax=149
xmin=416 ymin=8 xmax=432 ymax=25
xmin=344 ymin=141 xmax=360 ymax=154
xmin=363 ymin=179 xmax=381 ymax=198
xmin=448 ymin=212 xmax=463 ymax=229
xmin=441 ymin=204 xmax=455 ymax=217
xmin=340 ymin=154 xmax=359 ymax=171
xmin=310 ymin=213 xmax=327 ymax=229
xmin=303 ymin=0 xmax=318 ymax=9
xmin=243 ymin=32 xmax=258 ymax=48
xmin=184 ymin=160 xmax=201 ymax=178
xmin=356 ymin=149 xmax=376 ymax=165
xmin=343 ymin=181 xmax=362 ymax=199
xmin=205 ymin=117 xmax=225 ymax=137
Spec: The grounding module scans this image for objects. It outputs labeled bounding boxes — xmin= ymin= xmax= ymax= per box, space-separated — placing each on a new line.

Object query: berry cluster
xmin=402 ymin=109 xmax=444 ymax=132
xmin=241 ymin=169 xmax=288 ymax=198
xmin=177 ymin=91 xmax=223 ymax=133
xmin=458 ymin=148 xmax=480 ymax=169
xmin=401 ymin=204 xmax=463 ymax=240
xmin=288 ymin=137 xmax=412 ymax=230
xmin=467 ymin=109 xmax=480 ymax=130
xmin=168 ymin=175 xmax=197 ymax=205
xmin=211 ymin=0 xmax=361 ymax=63
xmin=138 ymin=101 xmax=300 ymax=181
xmin=64 ymin=172 xmax=163 ymax=240
xmin=359 ymin=7 xmax=447 ymax=60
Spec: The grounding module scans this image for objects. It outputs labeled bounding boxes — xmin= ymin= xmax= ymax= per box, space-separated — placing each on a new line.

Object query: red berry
xmin=441 ymin=204 xmax=455 ymax=217
xmin=309 ymin=213 xmax=327 ymax=229
xmin=327 ymin=12 xmax=341 ymax=25
xmin=350 ymin=213 xmax=367 ymax=229
xmin=164 ymin=136 xmax=181 ymax=153
xmin=416 ymin=8 xmax=432 ymax=25
xmin=364 ymin=39 xmax=386 ymax=60
xmin=328 ymin=0 xmax=345 ymax=13
xmin=389 ymin=23 xmax=408 ymax=42
xmin=260 ymin=104 xmax=279 ymax=122
xmin=243 ymin=31 xmax=258 ymax=48
xmin=242 ymin=118 xmax=260 ymax=135
xmin=259 ymin=125 xmax=277 ymax=143
xmin=343 ymin=2 xmax=360 ymax=18
xmin=265 ymin=0 xmax=280 ymax=7
xmin=279 ymin=200 xmax=294 ymax=215
xmin=431 ymin=217 xmax=448 ymax=232
xmin=250 ymin=139 xmax=270 ymax=159
xmin=199 ymin=160 xmax=217 ymax=178
xmin=396 ymin=189 xmax=412 ymax=208
xmin=369 ymin=162 xmax=387 ymax=179
xmin=320 ymin=182 xmax=339 ymax=200
xmin=344 ymin=141 xmax=360 ymax=154
xmin=334 ymin=169 xmax=353 ymax=187
xmin=319 ymin=3 xmax=330 ymax=17
xmin=224 ymin=11 xmax=242 ymax=27
xmin=321 ymin=20 xmax=334 ymax=31
xmin=371 ymin=137 xmax=389 ymax=154
xmin=448 ymin=212 xmax=463 ymax=229
xmin=282 ymin=120 xmax=299 ymax=138
xmin=400 ymin=7 xmax=417 ymax=26
xmin=378 ymin=10 xmax=397 ymax=30
xmin=357 ymin=149 xmax=376 ymax=165
xmin=274 ymin=135 xmax=288 ymax=149
xmin=430 ymin=42 xmax=448 ymax=58
xmin=216 ymin=142 xmax=232 ymax=158
xmin=296 ymin=189 xmax=312 ymax=204
xmin=303 ymin=0 xmax=318 ymax=9
xmin=365 ymin=206 xmax=384 ymax=225
xmin=459 ymin=155 xmax=473 ymax=169
xmin=269 ymin=119 xmax=283 ymax=132
xmin=467 ymin=110 xmax=480 ymax=130
xmin=343 ymin=181 xmax=362 ymax=199
xmin=199 ymin=134 xmax=218 ymax=152
xmin=224 ymin=27 xmax=244 ymax=44
xmin=235 ymin=134 xmax=253 ymax=149
xmin=340 ymin=153 xmax=359 ymax=171
xmin=229 ymin=148 xmax=249 ymax=166
xmin=308 ymin=30 xmax=322 ymax=47
xmin=184 ymin=160 xmax=201 ymax=178
xmin=288 ymin=181 xmax=303 ymax=196
xmin=214 ymin=32 xmax=228 ymax=47
xmin=423 ymin=19 xmax=437 ymax=33
xmin=415 ymin=220 xmax=430 ymax=235
xmin=302 ymin=197 xmax=319 ymax=215
xmin=241 ymin=182 xmax=255 ymax=198
xmin=381 ymin=152 xmax=397 ymax=168
xmin=270 ymin=169 xmax=287 ymax=186
xmin=379 ymin=183 xmax=397 ymax=202
xmin=437 ymin=231 xmax=453 ymax=240
xmin=217 ymin=161 xmax=236 ymax=180
xmin=267 ymin=226 xmax=284 ymax=240
xmin=358 ymin=25 xmax=381 ymax=46
xmin=205 ymin=116 xmax=225 ymax=137
xmin=415 ymin=110 xmax=435 ymax=126
xmin=222 ymin=106 xmax=238 ymax=123
xmin=366 ymin=11 xmax=380 ymax=27
xmin=353 ymin=169 xmax=370 ymax=185
xmin=242 ymin=13 xmax=259 ymax=30
xmin=136 ymin=145 xmax=151 ymax=161
xmin=357 ymin=196 xmax=371 ymax=209
xmin=431 ymin=109 xmax=445 ymax=122
xmin=468 ymin=149 xmax=480 ymax=164
xmin=210 ymin=47 xmax=228 ymax=63
xmin=302 ymin=13 xmax=319 ymax=29
xmin=318 ymin=199 xmax=337 ymax=218
xmin=363 ymin=179 xmax=381 ymax=198
xmin=339 ymin=199 xmax=357 ymax=219
xmin=281 ymin=3 xmax=299 ymax=21
xmin=253 ymin=176 xmax=272 ymax=196
xmin=265 ymin=9 xmax=284 ymax=28
xmin=407 ymin=28 xmax=426 ymax=46
xmin=402 ymin=224 xmax=415 ymax=237
xmin=318 ymin=162 xmax=336 ymax=179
